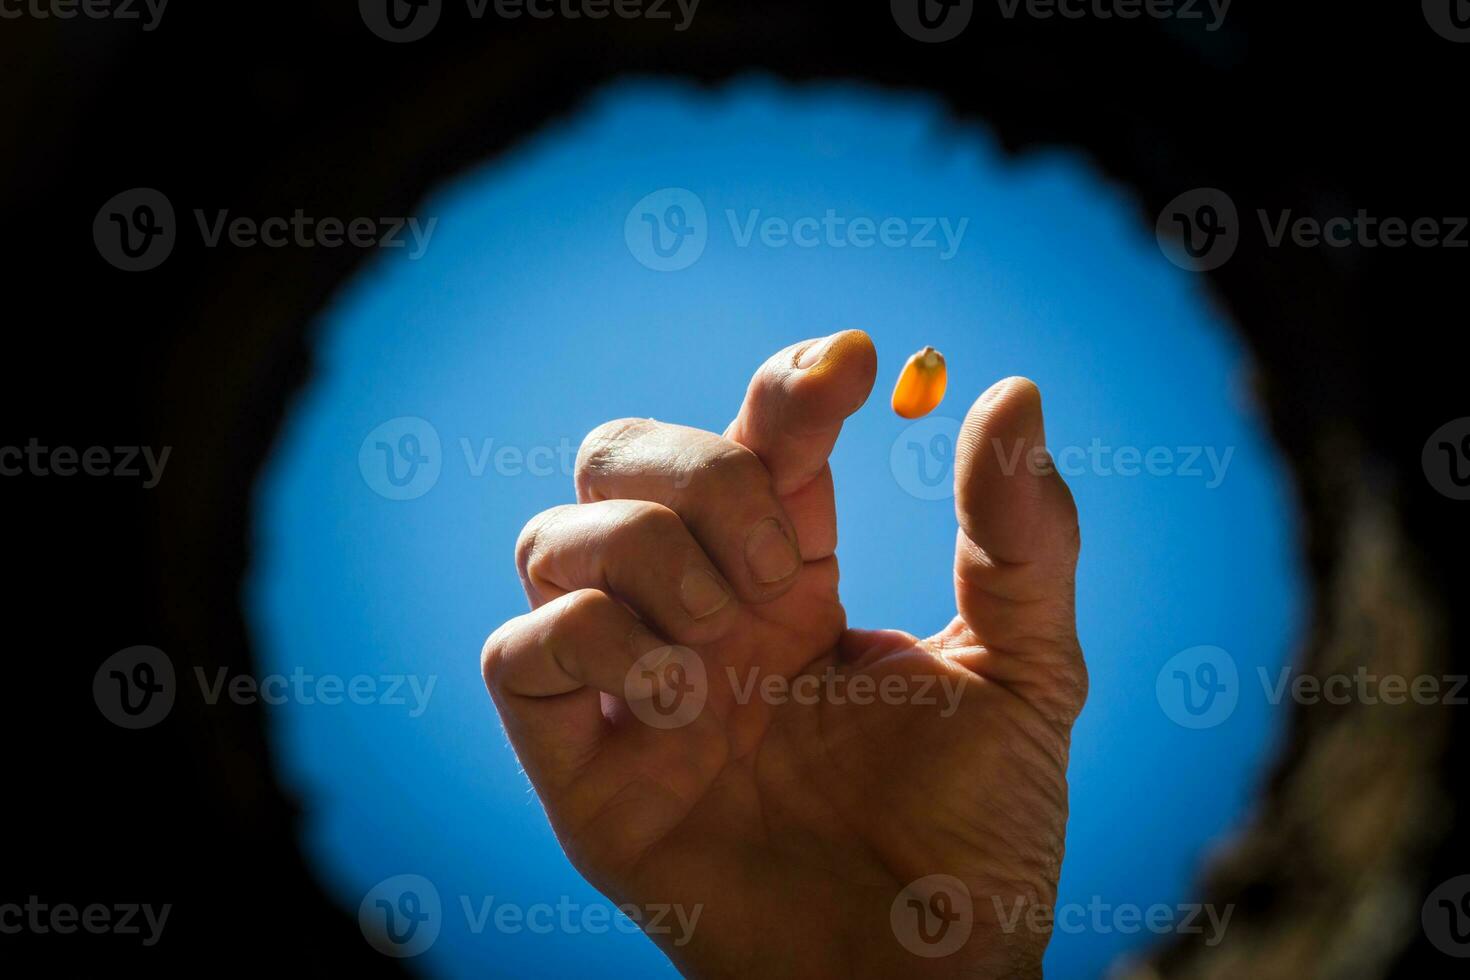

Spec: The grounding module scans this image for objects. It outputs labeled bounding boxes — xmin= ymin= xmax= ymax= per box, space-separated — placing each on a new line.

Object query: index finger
xmin=724 ymin=330 xmax=877 ymax=559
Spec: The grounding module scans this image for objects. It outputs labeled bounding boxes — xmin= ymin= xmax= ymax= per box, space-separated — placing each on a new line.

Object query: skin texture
xmin=481 ymin=330 xmax=1086 ymax=978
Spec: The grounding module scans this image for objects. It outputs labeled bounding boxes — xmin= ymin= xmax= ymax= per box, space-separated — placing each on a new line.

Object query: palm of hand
xmin=567 ymin=576 xmax=1071 ymax=977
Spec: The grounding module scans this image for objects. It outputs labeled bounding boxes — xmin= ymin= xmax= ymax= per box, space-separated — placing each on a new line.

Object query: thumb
xmin=948 ymin=378 xmax=1083 ymax=698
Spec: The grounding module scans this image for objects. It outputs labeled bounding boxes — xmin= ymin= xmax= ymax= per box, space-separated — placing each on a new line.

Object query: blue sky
xmin=248 ymin=78 xmax=1305 ymax=977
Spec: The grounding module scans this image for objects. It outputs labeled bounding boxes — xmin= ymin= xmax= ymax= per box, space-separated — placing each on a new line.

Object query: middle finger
xmin=574 ymin=417 xmax=804 ymax=602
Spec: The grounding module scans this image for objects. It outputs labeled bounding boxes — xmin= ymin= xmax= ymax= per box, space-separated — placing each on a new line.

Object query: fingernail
xmin=796 ymin=333 xmax=838 ymax=370
xmin=745 ymin=518 xmax=800 ymax=584
xmin=680 ymin=566 xmax=730 ymax=619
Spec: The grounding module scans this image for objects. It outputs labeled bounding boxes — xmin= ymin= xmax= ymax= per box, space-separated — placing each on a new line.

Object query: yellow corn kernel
xmin=891 ymin=346 xmax=947 ymax=418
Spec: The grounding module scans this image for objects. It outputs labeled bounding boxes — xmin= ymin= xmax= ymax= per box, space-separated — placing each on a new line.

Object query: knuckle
xmin=575 ymin=417 xmax=650 ymax=497
xmin=479 ymin=621 xmax=515 ymax=690
xmin=617 ymin=499 xmax=683 ymax=541
xmin=555 ymin=587 xmax=609 ymax=629
xmin=682 ymin=441 xmax=770 ymax=497
xmin=514 ymin=505 xmax=570 ymax=585
xmin=547 ymin=590 xmax=611 ymax=685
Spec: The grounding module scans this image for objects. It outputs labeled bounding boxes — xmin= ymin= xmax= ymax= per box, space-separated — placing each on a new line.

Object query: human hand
xmin=481 ymin=330 xmax=1085 ymax=978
